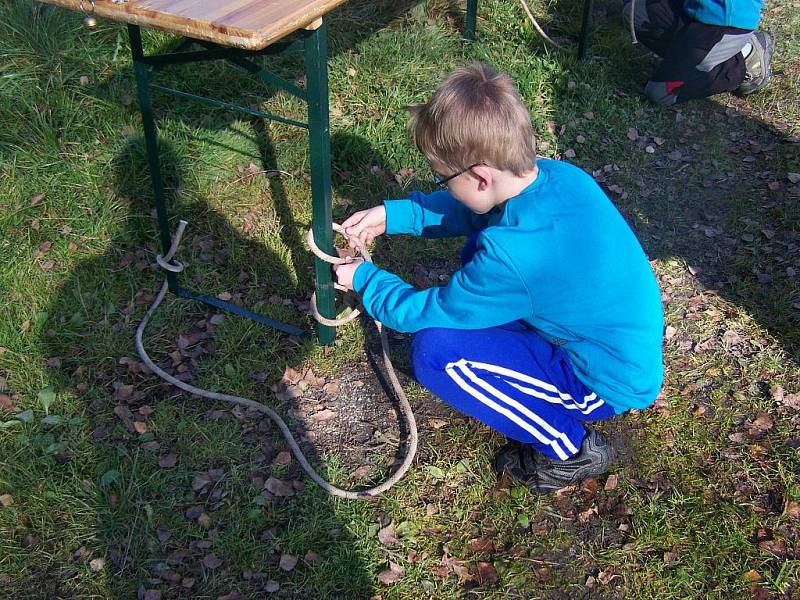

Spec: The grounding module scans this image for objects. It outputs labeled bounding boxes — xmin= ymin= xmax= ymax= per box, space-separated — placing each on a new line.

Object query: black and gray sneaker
xmin=737 ymin=31 xmax=775 ymax=96
xmin=494 ymin=428 xmax=615 ymax=494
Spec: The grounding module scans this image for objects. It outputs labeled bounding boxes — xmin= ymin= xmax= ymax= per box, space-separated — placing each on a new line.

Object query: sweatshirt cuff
xmin=384 ymin=199 xmax=418 ymax=235
xmin=353 ymin=261 xmax=380 ymax=296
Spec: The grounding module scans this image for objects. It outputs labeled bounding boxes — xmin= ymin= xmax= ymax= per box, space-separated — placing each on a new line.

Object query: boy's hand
xmin=341 ymin=205 xmax=386 ymax=249
xmin=333 ymin=258 xmax=364 ymax=291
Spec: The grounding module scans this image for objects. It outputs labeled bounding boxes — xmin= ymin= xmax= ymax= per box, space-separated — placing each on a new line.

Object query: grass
xmin=1 ymin=0 xmax=799 ymax=598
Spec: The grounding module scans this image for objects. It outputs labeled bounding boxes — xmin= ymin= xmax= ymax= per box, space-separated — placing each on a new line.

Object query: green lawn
xmin=1 ymin=0 xmax=799 ymax=598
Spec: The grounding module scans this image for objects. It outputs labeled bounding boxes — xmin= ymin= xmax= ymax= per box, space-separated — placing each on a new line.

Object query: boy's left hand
xmin=333 ymin=258 xmax=364 ymax=291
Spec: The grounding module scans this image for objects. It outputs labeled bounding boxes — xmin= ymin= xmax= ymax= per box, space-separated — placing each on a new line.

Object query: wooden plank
xmin=37 ymin=0 xmax=349 ymax=49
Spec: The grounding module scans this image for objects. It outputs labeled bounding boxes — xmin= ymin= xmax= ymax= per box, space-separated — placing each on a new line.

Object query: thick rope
xmin=135 ymin=221 xmax=418 ymax=500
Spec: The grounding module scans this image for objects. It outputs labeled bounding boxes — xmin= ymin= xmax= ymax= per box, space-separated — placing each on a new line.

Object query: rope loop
xmin=306 ymin=223 xmax=372 ymax=327
xmin=155 ymin=255 xmax=185 ymax=273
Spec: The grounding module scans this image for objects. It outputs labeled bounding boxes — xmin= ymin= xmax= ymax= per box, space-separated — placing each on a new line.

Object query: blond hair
xmin=407 ymin=62 xmax=536 ymax=177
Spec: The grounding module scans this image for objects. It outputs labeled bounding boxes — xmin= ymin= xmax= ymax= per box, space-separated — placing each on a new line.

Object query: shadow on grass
xmin=37 ymin=136 xmax=377 ymax=598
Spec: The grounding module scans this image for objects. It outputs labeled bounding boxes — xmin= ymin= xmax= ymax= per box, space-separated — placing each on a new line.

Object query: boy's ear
xmin=472 ymin=164 xmax=492 ymax=191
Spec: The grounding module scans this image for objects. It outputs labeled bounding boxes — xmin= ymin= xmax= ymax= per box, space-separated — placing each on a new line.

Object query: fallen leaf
xmin=197 ymin=513 xmax=212 ymax=529
xmin=564 ymin=148 xmax=576 ymax=158
xmin=377 ymin=562 xmax=404 ymax=584
xmin=627 ymin=128 xmax=639 ymax=141
xmin=468 ymin=538 xmax=496 ymax=553
xmin=0 ymin=494 xmax=13 ymax=507
xmin=89 ymin=557 xmax=105 ymax=572
xmin=476 ymin=562 xmax=499 ymax=584
xmin=604 ymin=474 xmax=619 ymax=491
xmin=0 ymin=394 xmax=16 ymax=413
xmin=273 ymin=451 xmax=292 ymax=466
xmin=576 ymin=134 xmax=586 ymax=144
xmin=788 ymin=173 xmax=800 ymax=184
xmin=156 ymin=526 xmax=171 ymax=543
xmin=378 ymin=522 xmax=399 ymax=547
xmin=203 ymin=554 xmax=223 ymax=569
xmin=304 ymin=550 xmax=322 ymax=565
xmin=427 ymin=418 xmax=448 ymax=429
xmin=310 ymin=408 xmax=336 ymax=422
xmin=745 ymin=412 xmax=774 ymax=437
xmin=265 ymin=477 xmax=295 ymax=497
xmin=279 ymin=554 xmax=298 ymax=571
xmin=30 ymin=193 xmax=45 ymax=206
xmin=785 ymin=501 xmax=800 ymax=519
xmin=218 ymin=592 xmax=242 ymax=600
xmin=158 ymin=454 xmax=178 ymax=469
xmin=142 ymin=591 xmax=161 ymax=600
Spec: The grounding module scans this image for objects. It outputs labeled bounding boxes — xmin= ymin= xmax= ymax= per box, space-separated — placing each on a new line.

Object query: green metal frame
xmin=128 ymin=21 xmax=338 ymax=343
xmin=465 ymin=0 xmax=594 ymax=58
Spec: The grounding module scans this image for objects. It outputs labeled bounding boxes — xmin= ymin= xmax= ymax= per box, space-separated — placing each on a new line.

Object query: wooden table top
xmin=38 ymin=0 xmax=349 ymax=49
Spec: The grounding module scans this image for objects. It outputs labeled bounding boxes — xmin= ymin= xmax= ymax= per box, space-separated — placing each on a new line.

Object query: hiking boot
xmin=494 ymin=428 xmax=615 ymax=493
xmin=737 ymin=31 xmax=774 ymax=96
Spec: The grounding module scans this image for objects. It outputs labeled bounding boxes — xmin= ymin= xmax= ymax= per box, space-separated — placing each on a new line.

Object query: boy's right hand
xmin=341 ymin=205 xmax=386 ymax=249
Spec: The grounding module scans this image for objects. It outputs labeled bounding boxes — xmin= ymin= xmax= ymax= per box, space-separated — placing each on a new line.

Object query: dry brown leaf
xmin=273 ymin=451 xmax=292 ymax=466
xmin=787 ymin=172 xmax=800 ymax=184
xmin=265 ymin=477 xmax=295 ymax=497
xmin=279 ymin=554 xmax=298 ymax=571
xmin=745 ymin=412 xmax=774 ymax=437
xmin=604 ymin=474 xmax=619 ymax=491
xmin=785 ymin=501 xmax=800 ymax=519
xmin=0 ymin=394 xmax=16 ymax=413
xmin=377 ymin=562 xmax=404 ymax=585
xmin=378 ymin=522 xmax=399 ymax=547
xmin=0 ymin=494 xmax=13 ymax=507
xmin=30 ymin=193 xmax=45 ymax=206
xmin=476 ymin=561 xmax=499 ymax=584
xmin=310 ymin=408 xmax=336 ymax=422
xmin=304 ymin=550 xmax=322 ymax=565
xmin=427 ymin=418 xmax=448 ymax=430
xmin=627 ymin=128 xmax=639 ymax=141
xmin=203 ymin=554 xmax=223 ymax=569
xmin=468 ymin=538 xmax=495 ymax=553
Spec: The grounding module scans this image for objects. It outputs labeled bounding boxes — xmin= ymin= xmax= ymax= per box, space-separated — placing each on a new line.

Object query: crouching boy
xmin=334 ymin=62 xmax=664 ymax=493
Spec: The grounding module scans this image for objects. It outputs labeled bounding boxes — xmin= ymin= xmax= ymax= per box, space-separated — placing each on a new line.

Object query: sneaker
xmin=737 ymin=31 xmax=774 ymax=96
xmin=494 ymin=428 xmax=615 ymax=493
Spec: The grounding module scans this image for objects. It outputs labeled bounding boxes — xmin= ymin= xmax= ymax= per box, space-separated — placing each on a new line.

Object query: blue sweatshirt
xmin=683 ymin=0 xmax=763 ymax=30
xmin=352 ymin=159 xmax=664 ymax=413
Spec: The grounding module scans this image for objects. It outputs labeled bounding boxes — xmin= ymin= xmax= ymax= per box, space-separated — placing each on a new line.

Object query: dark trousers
xmin=623 ymin=0 xmax=751 ymax=105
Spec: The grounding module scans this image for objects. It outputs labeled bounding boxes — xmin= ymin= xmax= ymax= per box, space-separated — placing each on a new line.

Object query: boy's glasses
xmin=433 ymin=162 xmax=483 ymax=189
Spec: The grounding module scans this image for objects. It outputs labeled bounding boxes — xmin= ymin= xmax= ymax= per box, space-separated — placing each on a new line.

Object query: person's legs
xmin=411 ymin=324 xmax=616 ymax=461
xmin=645 ymin=21 xmax=751 ymax=105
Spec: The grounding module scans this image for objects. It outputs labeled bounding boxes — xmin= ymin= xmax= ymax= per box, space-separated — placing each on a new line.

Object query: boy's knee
xmin=645 ymin=80 xmax=679 ymax=106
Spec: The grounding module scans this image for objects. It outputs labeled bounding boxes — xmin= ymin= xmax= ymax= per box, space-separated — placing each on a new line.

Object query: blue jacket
xmin=683 ymin=0 xmax=763 ymax=30
xmin=352 ymin=159 xmax=664 ymax=413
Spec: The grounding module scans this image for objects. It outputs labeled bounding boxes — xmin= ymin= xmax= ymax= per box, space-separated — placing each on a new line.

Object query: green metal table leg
xmin=304 ymin=19 xmax=336 ymax=345
xmin=128 ymin=24 xmax=178 ymax=295
xmin=465 ymin=0 xmax=478 ymax=40
xmin=577 ymin=0 xmax=593 ymax=59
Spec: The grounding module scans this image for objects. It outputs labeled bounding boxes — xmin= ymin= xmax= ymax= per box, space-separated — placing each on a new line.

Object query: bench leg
xmin=304 ymin=18 xmax=336 ymax=345
xmin=465 ymin=0 xmax=478 ymax=40
xmin=578 ymin=0 xmax=593 ymax=59
xmin=128 ymin=24 xmax=178 ymax=295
